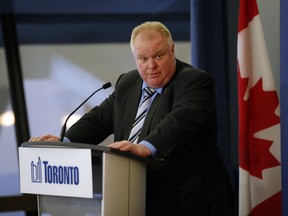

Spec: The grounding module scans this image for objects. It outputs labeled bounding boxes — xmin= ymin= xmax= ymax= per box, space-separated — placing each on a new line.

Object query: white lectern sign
xmin=19 ymin=147 xmax=93 ymax=198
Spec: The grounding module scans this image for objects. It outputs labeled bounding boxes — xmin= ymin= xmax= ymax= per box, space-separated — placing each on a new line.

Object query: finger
xmin=45 ymin=137 xmax=60 ymax=142
xmin=108 ymin=143 xmax=124 ymax=149
xmin=28 ymin=137 xmax=37 ymax=142
xmin=29 ymin=136 xmax=43 ymax=142
xmin=41 ymin=134 xmax=55 ymax=140
xmin=28 ymin=134 xmax=58 ymax=142
xmin=119 ymin=144 xmax=133 ymax=151
xmin=108 ymin=140 xmax=130 ymax=149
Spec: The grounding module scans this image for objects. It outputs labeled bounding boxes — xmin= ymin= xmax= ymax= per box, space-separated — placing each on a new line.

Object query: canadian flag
xmin=237 ymin=0 xmax=281 ymax=215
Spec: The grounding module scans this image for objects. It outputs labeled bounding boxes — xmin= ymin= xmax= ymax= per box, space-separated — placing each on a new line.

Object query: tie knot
xmin=144 ymin=87 xmax=156 ymax=97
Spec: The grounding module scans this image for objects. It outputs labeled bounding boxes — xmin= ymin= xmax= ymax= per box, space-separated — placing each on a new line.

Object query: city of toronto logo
xmin=30 ymin=157 xmax=80 ymax=185
xmin=31 ymin=157 xmax=42 ymax=183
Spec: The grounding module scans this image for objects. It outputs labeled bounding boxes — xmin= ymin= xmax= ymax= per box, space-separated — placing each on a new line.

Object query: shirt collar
xmin=142 ymin=82 xmax=163 ymax=94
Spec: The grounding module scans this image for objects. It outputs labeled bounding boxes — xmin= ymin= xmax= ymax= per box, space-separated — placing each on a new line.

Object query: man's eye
xmin=156 ymin=55 xmax=162 ymax=59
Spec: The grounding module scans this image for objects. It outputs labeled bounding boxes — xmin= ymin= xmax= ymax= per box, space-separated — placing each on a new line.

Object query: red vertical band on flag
xmin=238 ymin=0 xmax=259 ymax=32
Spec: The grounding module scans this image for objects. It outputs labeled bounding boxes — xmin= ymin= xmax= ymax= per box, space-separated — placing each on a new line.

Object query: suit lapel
xmin=123 ymin=80 xmax=143 ymax=140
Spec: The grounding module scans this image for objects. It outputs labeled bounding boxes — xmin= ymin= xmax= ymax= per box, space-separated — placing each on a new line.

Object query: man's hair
xmin=130 ymin=21 xmax=173 ymax=52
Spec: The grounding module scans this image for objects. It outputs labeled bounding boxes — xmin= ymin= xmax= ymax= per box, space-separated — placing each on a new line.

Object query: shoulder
xmin=114 ymin=69 xmax=142 ymax=94
xmin=177 ymin=59 xmax=212 ymax=77
xmin=115 ymin=69 xmax=141 ymax=85
xmin=168 ymin=59 xmax=214 ymax=88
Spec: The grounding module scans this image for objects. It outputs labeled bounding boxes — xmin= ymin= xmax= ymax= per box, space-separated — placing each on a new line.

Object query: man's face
xmin=132 ymin=30 xmax=176 ymax=88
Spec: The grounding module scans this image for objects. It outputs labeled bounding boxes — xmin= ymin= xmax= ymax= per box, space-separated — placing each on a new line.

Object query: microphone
xmin=59 ymin=82 xmax=112 ymax=141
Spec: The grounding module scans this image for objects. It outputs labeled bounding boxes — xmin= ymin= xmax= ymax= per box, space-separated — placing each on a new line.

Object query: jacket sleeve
xmin=64 ymin=91 xmax=115 ymax=144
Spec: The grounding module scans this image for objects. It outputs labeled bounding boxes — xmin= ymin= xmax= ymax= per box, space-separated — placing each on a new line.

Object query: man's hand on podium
xmin=28 ymin=136 xmax=152 ymax=158
xmin=29 ymin=134 xmax=60 ymax=142
xmin=108 ymin=140 xmax=151 ymax=158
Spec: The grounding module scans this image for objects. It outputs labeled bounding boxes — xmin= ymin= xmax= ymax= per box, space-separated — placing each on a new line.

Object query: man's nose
xmin=148 ymin=59 xmax=157 ymax=70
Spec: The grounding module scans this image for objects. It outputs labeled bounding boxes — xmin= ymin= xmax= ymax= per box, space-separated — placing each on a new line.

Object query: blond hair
xmin=130 ymin=21 xmax=173 ymax=52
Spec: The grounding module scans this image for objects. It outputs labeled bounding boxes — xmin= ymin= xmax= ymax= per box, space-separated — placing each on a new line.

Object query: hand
xmin=29 ymin=134 xmax=60 ymax=142
xmin=108 ymin=140 xmax=151 ymax=158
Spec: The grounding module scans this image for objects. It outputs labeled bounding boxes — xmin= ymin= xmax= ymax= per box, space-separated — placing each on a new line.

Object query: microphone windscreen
xmin=103 ymin=82 xmax=112 ymax=89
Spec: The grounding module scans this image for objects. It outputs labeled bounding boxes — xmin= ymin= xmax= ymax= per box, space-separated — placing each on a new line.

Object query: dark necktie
xmin=128 ymin=87 xmax=156 ymax=143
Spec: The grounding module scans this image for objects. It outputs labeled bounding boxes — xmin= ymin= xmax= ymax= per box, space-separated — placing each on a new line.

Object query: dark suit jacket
xmin=66 ymin=59 xmax=235 ymax=216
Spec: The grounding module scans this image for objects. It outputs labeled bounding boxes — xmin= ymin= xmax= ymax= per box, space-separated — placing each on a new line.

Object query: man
xmin=30 ymin=21 xmax=235 ymax=215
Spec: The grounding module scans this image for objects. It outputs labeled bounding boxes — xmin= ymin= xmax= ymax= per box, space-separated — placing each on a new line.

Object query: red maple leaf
xmin=238 ymin=70 xmax=280 ymax=179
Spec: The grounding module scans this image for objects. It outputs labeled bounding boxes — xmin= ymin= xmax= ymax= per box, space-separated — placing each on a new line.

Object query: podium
xmin=19 ymin=142 xmax=155 ymax=216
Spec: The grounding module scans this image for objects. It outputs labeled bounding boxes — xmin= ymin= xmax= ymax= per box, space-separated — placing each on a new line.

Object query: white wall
xmin=20 ymin=42 xmax=191 ymax=86
xmin=258 ymin=0 xmax=280 ymax=92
